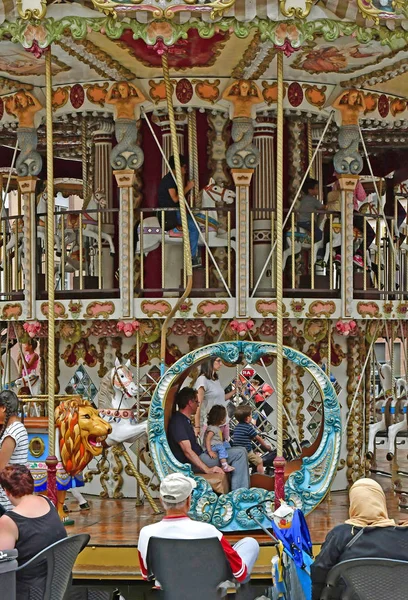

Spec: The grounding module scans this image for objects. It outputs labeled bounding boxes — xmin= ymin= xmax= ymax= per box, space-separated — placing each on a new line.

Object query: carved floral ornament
xmin=4 ymin=18 xmax=407 ymax=54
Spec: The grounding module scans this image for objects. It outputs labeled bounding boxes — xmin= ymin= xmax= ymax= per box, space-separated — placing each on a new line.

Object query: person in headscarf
xmin=311 ymin=478 xmax=408 ymax=599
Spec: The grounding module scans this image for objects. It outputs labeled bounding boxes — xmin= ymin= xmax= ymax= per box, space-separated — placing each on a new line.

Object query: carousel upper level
xmin=0 ymin=0 xmax=407 ymax=325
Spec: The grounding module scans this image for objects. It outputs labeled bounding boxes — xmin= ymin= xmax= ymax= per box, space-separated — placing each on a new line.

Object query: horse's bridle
xmin=204 ymin=184 xmax=228 ymax=205
xmin=111 ymin=365 xmax=133 ymax=412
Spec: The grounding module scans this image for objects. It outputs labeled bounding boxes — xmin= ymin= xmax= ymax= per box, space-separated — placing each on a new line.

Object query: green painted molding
xmin=0 ymin=16 xmax=407 ymax=51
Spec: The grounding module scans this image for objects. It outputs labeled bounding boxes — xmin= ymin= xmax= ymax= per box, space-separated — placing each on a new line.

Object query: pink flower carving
xmin=23 ymin=321 xmax=41 ymax=338
xmin=117 ymin=320 xmax=140 ymax=337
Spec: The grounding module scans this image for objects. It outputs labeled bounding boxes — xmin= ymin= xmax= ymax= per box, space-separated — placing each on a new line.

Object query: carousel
xmin=0 ymin=0 xmax=406 ymax=592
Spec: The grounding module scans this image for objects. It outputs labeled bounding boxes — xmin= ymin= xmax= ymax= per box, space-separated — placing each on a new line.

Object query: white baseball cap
xmin=160 ymin=473 xmax=197 ymax=504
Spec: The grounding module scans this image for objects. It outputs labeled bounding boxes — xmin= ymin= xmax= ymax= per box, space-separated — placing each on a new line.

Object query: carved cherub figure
xmin=332 ymin=89 xmax=366 ymax=126
xmin=222 ymin=79 xmax=264 ymax=119
xmin=11 ymin=90 xmax=42 ymax=128
xmin=106 ymin=82 xmax=146 ymax=121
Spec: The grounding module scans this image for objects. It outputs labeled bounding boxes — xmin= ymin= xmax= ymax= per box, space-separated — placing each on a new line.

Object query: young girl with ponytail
xmin=0 ymin=390 xmax=28 ymax=512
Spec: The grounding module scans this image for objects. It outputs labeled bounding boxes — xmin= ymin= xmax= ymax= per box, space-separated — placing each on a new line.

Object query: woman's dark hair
xmin=0 ymin=464 xmax=34 ymax=498
xmin=207 ymin=405 xmax=227 ymax=426
xmin=199 ymin=357 xmax=220 ymax=381
xmin=26 ymin=339 xmax=38 ymax=351
xmin=0 ymin=390 xmax=19 ymax=439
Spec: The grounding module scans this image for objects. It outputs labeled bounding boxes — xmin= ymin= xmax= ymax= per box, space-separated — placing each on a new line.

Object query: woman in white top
xmin=194 ymin=357 xmax=239 ymax=439
xmin=0 ymin=390 xmax=29 ymax=513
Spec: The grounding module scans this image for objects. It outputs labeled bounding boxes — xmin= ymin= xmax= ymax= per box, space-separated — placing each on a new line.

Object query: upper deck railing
xmin=0 ymin=203 xmax=404 ymax=319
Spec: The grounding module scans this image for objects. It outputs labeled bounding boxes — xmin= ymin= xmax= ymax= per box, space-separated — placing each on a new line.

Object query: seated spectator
xmin=311 ymin=478 xmax=408 ymax=600
xmin=138 ymin=472 xmax=259 ymax=584
xmin=232 ymin=405 xmax=272 ymax=474
xmin=0 ymin=390 xmax=29 ymax=513
xmin=0 ymin=464 xmax=67 ymax=600
xmin=167 ymin=387 xmax=250 ymax=490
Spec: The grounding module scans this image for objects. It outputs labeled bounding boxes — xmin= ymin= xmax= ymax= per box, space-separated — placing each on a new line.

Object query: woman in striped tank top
xmin=0 ymin=390 xmax=28 ymax=513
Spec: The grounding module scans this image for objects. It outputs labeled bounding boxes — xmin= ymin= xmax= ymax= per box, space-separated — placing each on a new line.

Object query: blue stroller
xmin=246 ymin=501 xmax=313 ymax=600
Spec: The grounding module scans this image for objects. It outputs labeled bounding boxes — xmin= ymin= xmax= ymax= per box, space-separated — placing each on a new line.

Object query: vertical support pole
xmin=45 ymin=48 xmax=57 ymax=505
xmin=274 ymin=50 xmax=286 ymax=508
xmin=93 ymin=120 xmax=114 ymax=289
xmin=231 ymin=169 xmax=253 ymax=316
xmin=114 ymin=170 xmax=135 ymax=319
xmin=18 ymin=177 xmax=37 ymax=319
xmin=338 ymin=174 xmax=359 ymax=317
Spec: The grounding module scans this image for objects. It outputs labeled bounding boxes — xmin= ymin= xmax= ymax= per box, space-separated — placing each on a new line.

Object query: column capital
xmin=113 ymin=169 xmax=136 ymax=188
xmin=92 ymin=119 xmax=115 ymax=139
xmin=152 ymin=111 xmax=187 ymax=132
xmin=231 ymin=168 xmax=254 ymax=187
xmin=337 ymin=174 xmax=359 ymax=192
xmin=254 ymin=116 xmax=276 ymax=136
xmin=18 ymin=175 xmax=37 ymax=193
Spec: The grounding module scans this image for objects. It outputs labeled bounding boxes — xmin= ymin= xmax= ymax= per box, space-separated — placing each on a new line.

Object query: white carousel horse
xmin=94 ymin=358 xmax=147 ymax=446
xmin=386 ymin=377 xmax=408 ymax=461
xmin=367 ymin=363 xmax=394 ymax=460
xmin=136 ymin=179 xmax=236 ymax=255
xmin=323 ymin=194 xmax=379 ymax=269
xmin=13 ymin=372 xmax=41 ymax=396
xmin=282 ymin=215 xmax=326 ymax=270
xmin=54 ymin=188 xmax=115 ymax=257
xmin=4 ymin=190 xmax=54 ymax=259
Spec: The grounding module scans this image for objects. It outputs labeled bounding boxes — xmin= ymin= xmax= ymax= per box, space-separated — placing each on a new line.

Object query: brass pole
xmin=307 ymin=119 xmax=315 ymax=179
xmin=274 ymin=50 xmax=286 ymax=507
xmin=159 ymin=51 xmax=192 ymax=375
xmin=45 ymin=48 xmax=58 ymax=504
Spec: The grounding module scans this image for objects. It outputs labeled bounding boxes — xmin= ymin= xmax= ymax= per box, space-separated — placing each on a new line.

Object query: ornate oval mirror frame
xmin=149 ymin=341 xmax=341 ymax=531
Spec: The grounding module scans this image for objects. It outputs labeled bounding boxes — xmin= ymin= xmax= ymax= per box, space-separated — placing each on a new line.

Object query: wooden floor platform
xmin=71 ymin=459 xmax=407 ymax=581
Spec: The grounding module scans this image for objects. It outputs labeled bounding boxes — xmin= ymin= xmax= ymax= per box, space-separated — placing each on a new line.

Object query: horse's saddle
xmin=285 ymin=230 xmax=311 ymax=244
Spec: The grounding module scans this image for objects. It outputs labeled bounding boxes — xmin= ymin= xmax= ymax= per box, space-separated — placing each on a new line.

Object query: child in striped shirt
xmin=232 ymin=405 xmax=272 ymax=474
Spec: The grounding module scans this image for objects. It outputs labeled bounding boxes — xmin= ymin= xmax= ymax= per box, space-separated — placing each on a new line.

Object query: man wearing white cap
xmin=138 ymin=473 xmax=259 ymax=585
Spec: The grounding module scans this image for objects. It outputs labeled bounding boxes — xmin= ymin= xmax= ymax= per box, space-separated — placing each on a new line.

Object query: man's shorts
xmin=247 ymin=450 xmax=263 ymax=467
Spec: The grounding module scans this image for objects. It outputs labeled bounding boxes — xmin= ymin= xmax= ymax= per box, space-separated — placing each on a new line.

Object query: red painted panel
xmin=119 ymin=29 xmax=228 ymax=69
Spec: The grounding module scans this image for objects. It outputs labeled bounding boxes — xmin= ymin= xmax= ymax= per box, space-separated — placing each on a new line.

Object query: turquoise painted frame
xmin=148 ymin=341 xmax=341 ymax=532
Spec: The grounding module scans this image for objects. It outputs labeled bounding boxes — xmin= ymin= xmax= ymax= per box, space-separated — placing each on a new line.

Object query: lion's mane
xmin=55 ymin=398 xmax=95 ymax=477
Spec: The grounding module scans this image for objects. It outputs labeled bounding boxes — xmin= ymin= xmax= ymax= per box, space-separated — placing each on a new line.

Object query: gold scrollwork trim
xmin=17 ymin=0 xmax=47 ymax=20
xmin=357 ymin=0 xmax=404 ymax=25
xmin=91 ymin=0 xmax=236 ymax=20
xmin=29 ymin=436 xmax=45 ymax=458
xmin=181 ymin=0 xmax=237 ymax=19
xmin=279 ymin=0 xmax=314 ymax=19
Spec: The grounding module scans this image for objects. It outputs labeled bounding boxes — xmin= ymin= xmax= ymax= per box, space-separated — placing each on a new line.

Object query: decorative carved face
xmin=55 ymin=399 xmax=112 ymax=476
xmin=117 ymin=83 xmax=129 ymax=99
xmin=16 ymin=92 xmax=28 ymax=108
xmin=348 ymin=91 xmax=358 ymax=106
xmin=239 ymin=81 xmax=250 ymax=97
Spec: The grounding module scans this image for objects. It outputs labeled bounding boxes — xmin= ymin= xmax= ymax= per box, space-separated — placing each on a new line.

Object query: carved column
xmin=152 ymin=113 xmax=186 ymax=176
xmin=207 ymin=112 xmax=230 ymax=187
xmin=18 ymin=176 xmax=37 ymax=320
xmin=232 ymin=169 xmax=253 ymax=317
xmin=338 ymin=175 xmax=359 ymax=317
xmin=287 ymin=117 xmax=307 ymax=202
xmin=207 ymin=112 xmax=231 ymax=294
xmin=93 ymin=120 xmax=115 ymax=289
xmin=252 ymin=117 xmax=276 ymax=296
xmin=92 ymin=119 xmax=114 ymax=227
xmin=114 ymin=170 xmax=135 ymax=318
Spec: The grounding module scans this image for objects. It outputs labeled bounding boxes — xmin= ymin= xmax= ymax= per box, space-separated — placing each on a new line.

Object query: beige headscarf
xmin=345 ymin=478 xmax=396 ymax=528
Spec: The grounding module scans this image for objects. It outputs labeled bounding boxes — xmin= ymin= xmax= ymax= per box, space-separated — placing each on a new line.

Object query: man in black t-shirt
xmin=167 ymin=387 xmax=250 ymax=490
xmin=158 ymin=154 xmax=201 ymax=267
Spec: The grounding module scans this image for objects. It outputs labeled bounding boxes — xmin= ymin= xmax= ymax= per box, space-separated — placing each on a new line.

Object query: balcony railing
xmin=0 ymin=203 xmax=405 ymax=308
